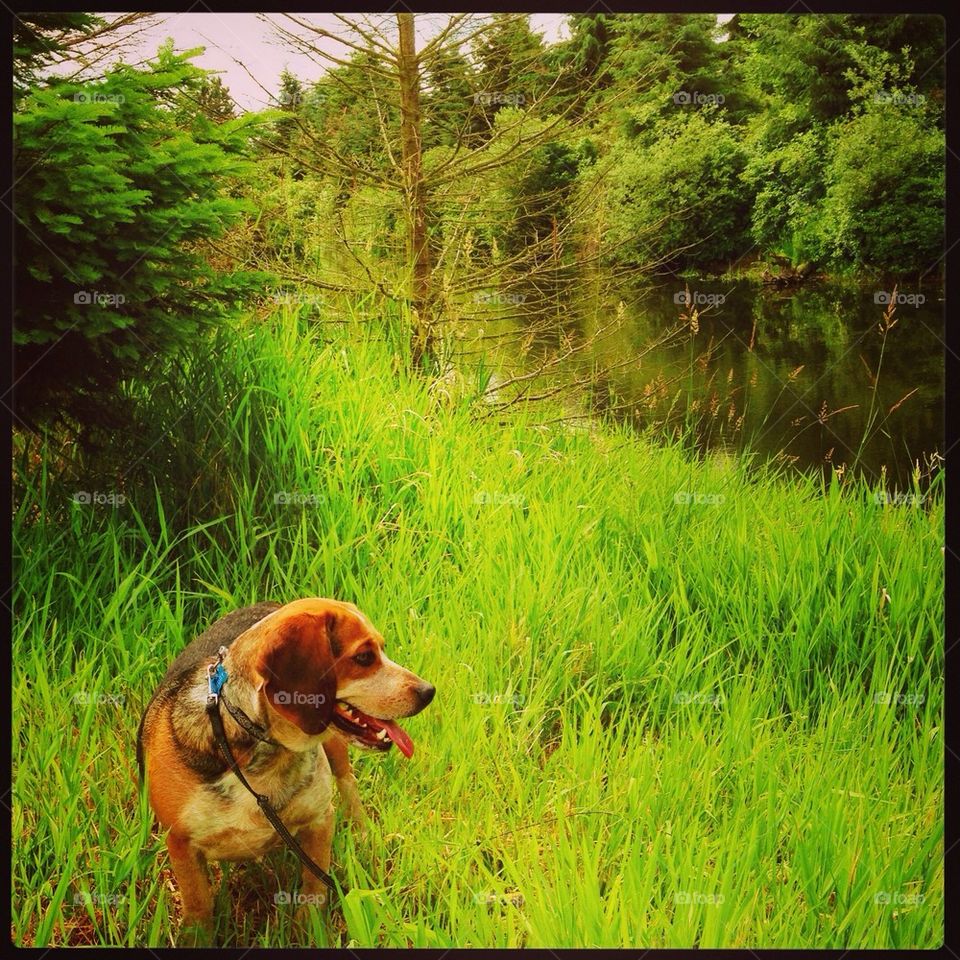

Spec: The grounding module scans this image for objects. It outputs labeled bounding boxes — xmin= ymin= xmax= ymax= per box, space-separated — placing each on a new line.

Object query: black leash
xmin=221 ymin=690 xmax=279 ymax=746
xmin=205 ymin=647 xmax=339 ymax=894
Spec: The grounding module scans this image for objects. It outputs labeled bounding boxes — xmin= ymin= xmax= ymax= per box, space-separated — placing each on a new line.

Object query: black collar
xmin=220 ymin=690 xmax=280 ymax=747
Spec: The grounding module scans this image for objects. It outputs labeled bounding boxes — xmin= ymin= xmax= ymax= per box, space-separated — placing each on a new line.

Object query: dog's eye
xmin=352 ymin=650 xmax=376 ymax=667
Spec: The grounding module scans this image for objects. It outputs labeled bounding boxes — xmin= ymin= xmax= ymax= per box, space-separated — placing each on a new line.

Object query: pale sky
xmin=78 ymin=13 xmax=736 ymax=111
xmin=105 ymin=13 xmax=573 ymax=111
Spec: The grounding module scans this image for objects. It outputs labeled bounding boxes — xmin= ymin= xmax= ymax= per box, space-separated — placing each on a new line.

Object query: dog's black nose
xmin=417 ymin=683 xmax=436 ymax=707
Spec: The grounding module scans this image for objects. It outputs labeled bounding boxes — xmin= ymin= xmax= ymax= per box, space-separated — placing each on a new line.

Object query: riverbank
xmin=684 ymin=255 xmax=945 ymax=288
xmin=480 ymin=272 xmax=942 ymax=488
xmin=13 ymin=307 xmax=943 ymax=947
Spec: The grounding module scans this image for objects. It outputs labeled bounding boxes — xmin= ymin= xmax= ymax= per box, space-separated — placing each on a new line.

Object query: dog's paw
xmin=337 ymin=778 xmax=368 ymax=832
xmin=177 ymin=917 xmax=215 ymax=948
xmin=291 ymin=901 xmax=328 ymax=944
xmin=343 ymin=799 xmax=368 ymax=833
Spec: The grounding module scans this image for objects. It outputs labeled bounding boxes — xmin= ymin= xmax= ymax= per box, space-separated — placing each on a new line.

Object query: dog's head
xmin=252 ymin=599 xmax=434 ymax=756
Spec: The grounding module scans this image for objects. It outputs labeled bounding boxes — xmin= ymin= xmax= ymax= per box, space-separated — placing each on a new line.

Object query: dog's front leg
xmin=324 ymin=736 xmax=366 ymax=828
xmin=336 ymin=773 xmax=366 ymax=830
xmin=166 ymin=830 xmax=214 ymax=946
xmin=291 ymin=802 xmax=336 ymax=942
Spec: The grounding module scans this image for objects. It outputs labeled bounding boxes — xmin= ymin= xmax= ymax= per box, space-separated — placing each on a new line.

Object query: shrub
xmin=600 ymin=110 xmax=750 ymax=270
xmin=817 ymin=104 xmax=943 ymax=274
xmin=13 ymin=41 xmax=270 ymax=430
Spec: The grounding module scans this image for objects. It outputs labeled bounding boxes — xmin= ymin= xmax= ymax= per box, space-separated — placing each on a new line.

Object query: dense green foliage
xmin=266 ymin=13 xmax=942 ymax=277
xmin=737 ymin=15 xmax=944 ymax=272
xmin=13 ymin=13 xmax=944 ymax=430
xmin=13 ymin=40 xmax=268 ymax=429
xmin=597 ymin=109 xmax=750 ymax=269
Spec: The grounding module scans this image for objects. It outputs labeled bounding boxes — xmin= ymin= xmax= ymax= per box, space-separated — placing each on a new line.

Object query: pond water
xmin=477 ymin=275 xmax=943 ymax=490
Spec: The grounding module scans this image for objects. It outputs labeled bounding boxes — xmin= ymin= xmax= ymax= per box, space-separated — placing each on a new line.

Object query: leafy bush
xmin=600 ymin=110 xmax=750 ymax=270
xmin=741 ymin=126 xmax=828 ymax=264
xmin=735 ymin=21 xmax=944 ymax=272
xmin=817 ymin=83 xmax=943 ymax=275
xmin=817 ymin=109 xmax=942 ymax=274
xmin=13 ymin=42 xmax=269 ymax=430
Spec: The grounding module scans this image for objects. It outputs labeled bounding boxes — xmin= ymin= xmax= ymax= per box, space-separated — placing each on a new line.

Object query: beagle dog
xmin=136 ymin=598 xmax=434 ymax=943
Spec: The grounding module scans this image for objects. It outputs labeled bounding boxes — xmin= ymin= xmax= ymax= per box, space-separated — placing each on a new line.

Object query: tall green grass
xmin=12 ymin=306 xmax=943 ymax=947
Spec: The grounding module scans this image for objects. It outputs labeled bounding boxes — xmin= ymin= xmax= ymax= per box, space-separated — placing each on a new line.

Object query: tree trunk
xmin=397 ymin=13 xmax=433 ymax=370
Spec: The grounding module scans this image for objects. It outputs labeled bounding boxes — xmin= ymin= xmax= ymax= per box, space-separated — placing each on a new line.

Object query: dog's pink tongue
xmin=380 ymin=719 xmax=414 ymax=758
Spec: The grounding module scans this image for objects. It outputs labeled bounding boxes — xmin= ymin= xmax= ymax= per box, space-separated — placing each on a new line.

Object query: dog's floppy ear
xmin=256 ymin=612 xmax=338 ymax=734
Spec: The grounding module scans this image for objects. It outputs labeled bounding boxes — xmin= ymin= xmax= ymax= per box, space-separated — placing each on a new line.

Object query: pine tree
xmin=13 ymin=42 xmax=269 ymax=429
xmin=196 ymin=75 xmax=236 ymax=122
xmin=470 ymin=15 xmax=547 ymax=137
xmin=278 ymin=67 xmax=305 ymax=110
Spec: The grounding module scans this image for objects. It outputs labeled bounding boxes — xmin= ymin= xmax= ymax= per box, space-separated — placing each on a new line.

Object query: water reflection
xmin=475 ymin=276 xmax=943 ymax=489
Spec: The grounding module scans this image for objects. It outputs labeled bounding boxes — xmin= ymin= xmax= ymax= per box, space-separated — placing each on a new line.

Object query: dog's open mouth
xmin=332 ymin=701 xmax=414 ymax=757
